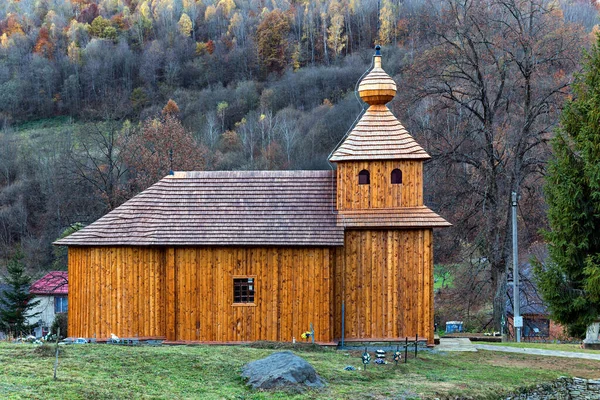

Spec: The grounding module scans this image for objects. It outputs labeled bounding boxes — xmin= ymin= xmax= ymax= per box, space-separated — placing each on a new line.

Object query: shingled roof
xmin=30 ymin=271 xmax=68 ymax=295
xmin=329 ymin=49 xmax=430 ymax=162
xmin=55 ymin=171 xmax=344 ymax=247
xmin=329 ymin=105 xmax=431 ymax=162
xmin=338 ymin=207 xmax=451 ymax=228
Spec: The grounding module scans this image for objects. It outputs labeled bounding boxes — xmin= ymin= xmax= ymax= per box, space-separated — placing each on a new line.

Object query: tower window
xmin=358 ymin=170 xmax=370 ymax=185
xmin=391 ymin=169 xmax=402 ymax=184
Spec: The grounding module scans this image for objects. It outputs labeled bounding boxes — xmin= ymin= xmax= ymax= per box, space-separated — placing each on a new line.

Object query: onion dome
xmin=329 ymin=46 xmax=430 ymax=162
xmin=358 ymin=45 xmax=397 ymax=105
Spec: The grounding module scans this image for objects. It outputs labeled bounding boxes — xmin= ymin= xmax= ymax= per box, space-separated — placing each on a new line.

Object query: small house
xmin=506 ymin=265 xmax=567 ymax=341
xmin=28 ymin=271 xmax=68 ymax=338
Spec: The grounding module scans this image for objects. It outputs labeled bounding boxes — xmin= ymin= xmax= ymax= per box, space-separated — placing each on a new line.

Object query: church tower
xmin=330 ymin=47 xmax=450 ymax=344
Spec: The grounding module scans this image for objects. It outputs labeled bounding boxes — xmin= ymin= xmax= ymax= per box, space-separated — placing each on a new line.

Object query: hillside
xmin=0 ymin=0 xmax=598 ymax=332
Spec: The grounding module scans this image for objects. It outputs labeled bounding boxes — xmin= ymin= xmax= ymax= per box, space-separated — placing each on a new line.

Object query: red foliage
xmin=111 ymin=13 xmax=129 ymax=30
xmin=78 ymin=3 xmax=99 ymax=24
xmin=121 ymin=115 xmax=206 ymax=194
xmin=34 ymin=27 xmax=54 ymax=59
xmin=206 ymin=39 xmax=215 ymax=55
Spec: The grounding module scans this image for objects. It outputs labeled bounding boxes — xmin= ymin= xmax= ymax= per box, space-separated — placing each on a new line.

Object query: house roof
xmin=506 ymin=264 xmax=547 ymax=316
xmin=30 ymin=271 xmax=68 ymax=295
xmin=54 ymin=170 xmax=346 ymax=247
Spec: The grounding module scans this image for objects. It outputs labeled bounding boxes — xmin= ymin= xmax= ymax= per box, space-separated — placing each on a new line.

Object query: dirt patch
xmin=480 ymin=352 xmax=600 ymax=379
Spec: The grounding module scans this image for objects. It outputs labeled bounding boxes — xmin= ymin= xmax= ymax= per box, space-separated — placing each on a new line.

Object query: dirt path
xmin=475 ymin=344 xmax=600 ymax=361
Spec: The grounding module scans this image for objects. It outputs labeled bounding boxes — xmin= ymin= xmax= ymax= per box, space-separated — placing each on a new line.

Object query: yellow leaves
xmin=195 ymin=42 xmax=207 ymax=55
xmin=4 ymin=13 xmax=24 ymax=37
xmin=327 ymin=2 xmax=346 ymax=58
xmin=227 ymin=12 xmax=242 ymax=38
xmin=182 ymin=0 xmax=198 ymax=10
xmin=217 ymin=0 xmax=236 ymax=18
xmin=292 ymin=42 xmax=301 ymax=71
xmin=205 ymin=5 xmax=217 ymax=21
xmin=378 ymin=0 xmax=396 ymax=45
xmin=590 ymin=25 xmax=600 ymax=45
xmin=0 ymin=33 xmax=8 ymax=49
xmin=178 ymin=13 xmax=193 ymax=37
xmin=139 ymin=1 xmax=151 ymax=19
xmin=67 ymin=41 xmax=81 ymax=65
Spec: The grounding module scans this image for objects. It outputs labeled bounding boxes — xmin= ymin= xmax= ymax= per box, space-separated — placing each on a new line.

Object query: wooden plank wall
xmin=333 ymin=229 xmax=434 ymax=344
xmin=336 ymin=160 xmax=423 ymax=210
xmin=172 ymin=247 xmax=333 ymax=342
xmin=67 ymin=246 xmax=166 ymax=339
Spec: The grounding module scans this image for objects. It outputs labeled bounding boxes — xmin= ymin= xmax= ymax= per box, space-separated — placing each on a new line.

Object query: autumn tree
xmin=535 ymin=34 xmax=600 ymax=337
xmin=162 ymin=98 xmax=180 ymax=116
xmin=378 ymin=0 xmax=396 ymax=45
xmin=327 ymin=0 xmax=347 ymax=59
xmin=121 ymin=110 xmax=206 ymax=194
xmin=33 ymin=27 xmax=54 ymax=59
xmin=256 ymin=9 xmax=291 ymax=75
xmin=401 ymin=0 xmax=583 ymax=330
xmin=178 ymin=13 xmax=193 ymax=37
xmin=90 ymin=16 xmax=117 ymax=40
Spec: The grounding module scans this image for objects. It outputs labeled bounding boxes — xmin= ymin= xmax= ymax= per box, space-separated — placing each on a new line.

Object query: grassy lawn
xmin=1 ymin=342 xmax=599 ymax=399
xmin=472 ymin=341 xmax=600 ymax=354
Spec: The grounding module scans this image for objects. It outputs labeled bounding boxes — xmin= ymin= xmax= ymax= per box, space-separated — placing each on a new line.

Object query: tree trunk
xmin=491 ymin=262 xmax=507 ymax=333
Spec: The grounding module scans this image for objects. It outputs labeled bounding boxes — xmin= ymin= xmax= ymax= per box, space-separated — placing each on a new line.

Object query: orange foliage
xmin=34 ymin=27 xmax=54 ymax=59
xmin=111 ymin=14 xmax=129 ymax=30
xmin=162 ymin=99 xmax=180 ymax=116
xmin=4 ymin=14 xmax=24 ymax=37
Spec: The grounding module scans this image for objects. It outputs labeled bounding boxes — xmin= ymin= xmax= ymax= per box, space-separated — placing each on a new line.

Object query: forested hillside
xmin=0 ymin=0 xmax=597 ymax=328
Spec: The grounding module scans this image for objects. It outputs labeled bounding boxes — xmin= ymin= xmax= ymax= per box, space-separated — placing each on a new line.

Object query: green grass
xmin=1 ymin=342 xmax=599 ymax=399
xmin=473 ymin=341 xmax=600 ymax=354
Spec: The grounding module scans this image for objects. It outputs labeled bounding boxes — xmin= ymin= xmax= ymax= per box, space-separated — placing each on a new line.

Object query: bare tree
xmin=400 ymin=0 xmax=583 ymax=330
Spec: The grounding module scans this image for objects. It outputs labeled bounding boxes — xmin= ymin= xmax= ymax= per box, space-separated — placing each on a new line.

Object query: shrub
xmin=51 ymin=313 xmax=68 ymax=339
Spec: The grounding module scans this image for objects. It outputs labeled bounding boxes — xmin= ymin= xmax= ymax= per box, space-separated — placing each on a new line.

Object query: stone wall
xmin=506 ymin=377 xmax=600 ymax=399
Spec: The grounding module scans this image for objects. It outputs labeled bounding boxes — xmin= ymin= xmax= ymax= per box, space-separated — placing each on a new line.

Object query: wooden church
xmin=56 ymin=48 xmax=450 ymax=345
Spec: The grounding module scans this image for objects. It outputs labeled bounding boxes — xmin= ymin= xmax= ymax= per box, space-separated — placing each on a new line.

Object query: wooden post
xmin=53 ymin=327 xmax=60 ymax=380
xmin=415 ymin=334 xmax=418 ymax=359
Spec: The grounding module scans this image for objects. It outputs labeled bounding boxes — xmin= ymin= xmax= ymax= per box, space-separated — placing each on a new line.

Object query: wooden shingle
xmin=55 ymin=171 xmax=344 ymax=247
xmin=329 ymin=105 xmax=430 ymax=162
xmin=337 ymin=207 xmax=451 ymax=228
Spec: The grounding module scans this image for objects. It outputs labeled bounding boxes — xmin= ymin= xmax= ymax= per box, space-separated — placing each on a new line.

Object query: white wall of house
xmin=28 ymin=295 xmax=65 ymax=338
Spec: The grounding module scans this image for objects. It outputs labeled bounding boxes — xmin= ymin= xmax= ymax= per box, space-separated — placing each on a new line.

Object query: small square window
xmin=233 ymin=278 xmax=255 ymax=304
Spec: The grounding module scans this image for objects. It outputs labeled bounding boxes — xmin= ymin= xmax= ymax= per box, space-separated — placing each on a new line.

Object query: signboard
xmin=514 ymin=316 xmax=523 ymax=328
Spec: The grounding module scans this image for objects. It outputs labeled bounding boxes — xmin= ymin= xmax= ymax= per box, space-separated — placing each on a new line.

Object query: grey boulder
xmin=241 ymin=351 xmax=325 ymax=390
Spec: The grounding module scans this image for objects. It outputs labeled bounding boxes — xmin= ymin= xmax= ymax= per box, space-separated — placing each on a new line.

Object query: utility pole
xmin=512 ymin=192 xmax=522 ymax=342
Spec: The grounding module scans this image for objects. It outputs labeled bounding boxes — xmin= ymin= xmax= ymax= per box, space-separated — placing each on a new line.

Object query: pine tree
xmin=535 ymin=35 xmax=600 ymax=337
xmin=0 ymin=250 xmax=40 ymax=337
